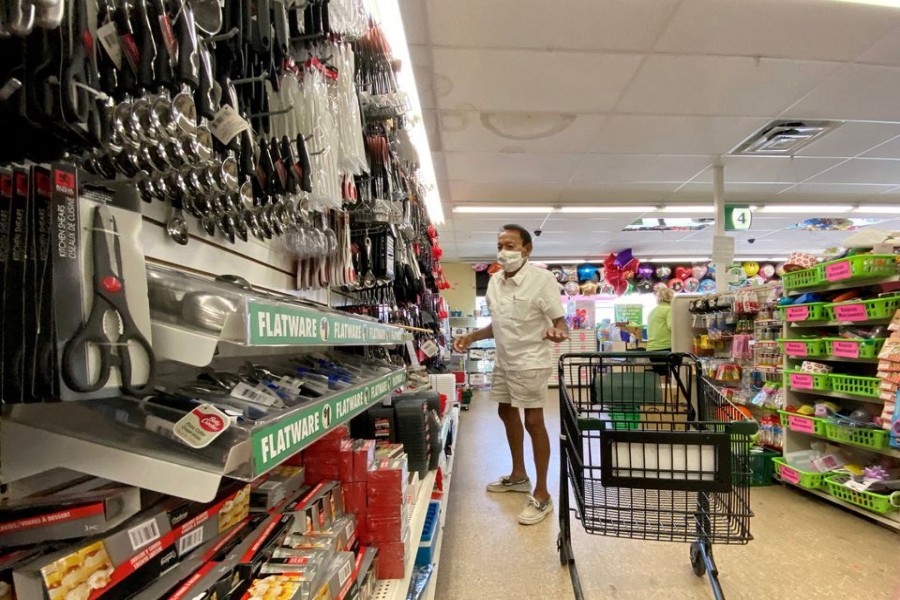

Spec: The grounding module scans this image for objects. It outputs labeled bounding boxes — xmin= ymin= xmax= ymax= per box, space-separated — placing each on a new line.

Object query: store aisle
xmin=434 ymin=391 xmax=899 ymax=600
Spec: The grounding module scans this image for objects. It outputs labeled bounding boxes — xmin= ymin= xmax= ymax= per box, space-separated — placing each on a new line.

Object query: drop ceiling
xmin=398 ymin=0 xmax=900 ymax=262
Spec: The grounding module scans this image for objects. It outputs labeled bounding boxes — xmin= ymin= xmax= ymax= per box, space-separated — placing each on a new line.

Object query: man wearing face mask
xmin=452 ymin=224 xmax=569 ymax=525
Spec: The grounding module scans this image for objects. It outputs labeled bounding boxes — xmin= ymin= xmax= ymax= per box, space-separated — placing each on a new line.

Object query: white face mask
xmin=497 ymin=250 xmax=526 ymax=272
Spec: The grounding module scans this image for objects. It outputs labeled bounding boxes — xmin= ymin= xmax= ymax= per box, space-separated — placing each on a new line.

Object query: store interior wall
xmin=441 ymin=262 xmax=477 ymax=315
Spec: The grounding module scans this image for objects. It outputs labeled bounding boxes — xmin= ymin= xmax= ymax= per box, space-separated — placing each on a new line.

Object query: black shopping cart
xmin=557 ymin=352 xmax=757 ymax=600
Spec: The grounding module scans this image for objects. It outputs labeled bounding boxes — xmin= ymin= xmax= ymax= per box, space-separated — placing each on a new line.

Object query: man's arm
xmin=453 ymin=324 xmax=493 ymax=352
xmin=545 ymin=316 xmax=569 ymax=343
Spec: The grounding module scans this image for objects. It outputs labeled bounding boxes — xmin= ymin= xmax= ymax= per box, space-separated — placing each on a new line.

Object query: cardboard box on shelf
xmin=374 ymin=530 xmax=410 ymax=580
xmin=250 ymin=466 xmax=306 ymax=513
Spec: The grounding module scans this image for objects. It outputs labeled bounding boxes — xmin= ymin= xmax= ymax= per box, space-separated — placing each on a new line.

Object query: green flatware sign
xmin=251 ymin=369 xmax=407 ymax=472
xmin=248 ymin=301 xmax=407 ymax=345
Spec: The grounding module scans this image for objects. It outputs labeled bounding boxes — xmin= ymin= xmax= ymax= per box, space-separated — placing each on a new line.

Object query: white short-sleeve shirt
xmin=485 ymin=263 xmax=565 ymax=371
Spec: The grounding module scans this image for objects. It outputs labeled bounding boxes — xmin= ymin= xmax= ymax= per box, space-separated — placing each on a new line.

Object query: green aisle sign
xmin=614 ymin=304 xmax=643 ymax=324
xmin=251 ymin=369 xmax=407 ymax=472
xmin=248 ymin=301 xmax=407 ymax=345
xmin=725 ymin=205 xmax=753 ymax=231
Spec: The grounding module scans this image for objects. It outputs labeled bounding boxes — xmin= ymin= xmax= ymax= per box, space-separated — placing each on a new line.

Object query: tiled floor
xmin=434 ymin=391 xmax=899 ymax=600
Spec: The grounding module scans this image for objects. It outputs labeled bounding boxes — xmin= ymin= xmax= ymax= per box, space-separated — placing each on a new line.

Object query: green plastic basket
xmin=826 ymin=475 xmax=899 ymax=514
xmin=778 ymin=338 xmax=827 ymax=358
xmin=778 ymin=302 xmax=830 ymax=322
xmin=822 ymin=338 xmax=886 ymax=360
xmin=778 ymin=410 xmax=829 ymax=435
xmin=829 ymin=374 xmax=881 ymax=398
xmin=747 ymin=449 xmax=780 ymax=487
xmin=827 ymin=295 xmax=900 ymax=322
xmin=824 ymin=422 xmax=889 ymax=450
xmin=820 ymin=254 xmax=897 ymax=283
xmin=782 ymin=265 xmax=826 ymax=291
xmin=772 ymin=457 xmax=830 ymax=489
xmin=784 ymin=369 xmax=831 ymax=392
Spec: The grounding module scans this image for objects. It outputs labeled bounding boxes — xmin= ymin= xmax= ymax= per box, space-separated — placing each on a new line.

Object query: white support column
xmin=713 ymin=165 xmax=729 ymax=292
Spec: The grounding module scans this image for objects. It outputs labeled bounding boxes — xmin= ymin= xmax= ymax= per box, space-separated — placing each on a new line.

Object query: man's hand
xmin=453 ymin=334 xmax=473 ymax=353
xmin=543 ymin=327 xmax=569 ymax=343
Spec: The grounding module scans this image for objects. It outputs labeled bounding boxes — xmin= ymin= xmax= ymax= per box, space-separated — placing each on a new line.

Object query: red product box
xmin=374 ymin=538 xmax=408 ymax=580
xmin=373 ymin=443 xmax=405 ymax=460
xmin=355 ymin=514 xmax=368 ymax=546
xmin=365 ymin=512 xmax=407 ymax=544
xmin=342 ymin=482 xmax=367 ymax=515
xmin=351 ymin=440 xmax=376 ymax=482
xmin=306 ymin=426 xmax=350 ymax=453
xmin=305 ymin=463 xmax=341 ymax=484
xmin=367 ymin=457 xmax=409 ymax=506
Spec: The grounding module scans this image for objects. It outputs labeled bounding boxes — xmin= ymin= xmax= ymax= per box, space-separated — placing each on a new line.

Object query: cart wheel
xmin=689 ymin=542 xmax=706 ymax=577
xmin=557 ymin=532 xmax=572 ymax=565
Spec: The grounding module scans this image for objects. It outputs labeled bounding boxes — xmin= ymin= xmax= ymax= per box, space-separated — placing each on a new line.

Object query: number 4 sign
xmin=725 ymin=205 xmax=753 ymax=231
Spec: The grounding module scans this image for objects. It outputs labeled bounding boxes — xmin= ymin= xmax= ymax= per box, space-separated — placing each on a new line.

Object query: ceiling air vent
xmin=732 ymin=120 xmax=839 ymax=156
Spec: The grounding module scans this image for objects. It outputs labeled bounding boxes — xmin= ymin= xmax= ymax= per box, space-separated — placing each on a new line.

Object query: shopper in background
xmin=452 ymin=224 xmax=569 ymax=525
xmin=647 ymin=286 xmax=674 ymax=381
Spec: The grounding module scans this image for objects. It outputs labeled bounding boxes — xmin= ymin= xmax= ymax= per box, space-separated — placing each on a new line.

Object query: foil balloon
xmin=698 ymin=279 xmax=717 ymax=293
xmin=473 ymin=263 xmax=489 ymax=272
xmin=636 ymin=279 xmax=654 ymax=294
xmin=675 ymin=266 xmax=692 ymax=281
xmin=691 ymin=264 xmax=708 ymax=279
xmin=564 ymin=281 xmax=581 ymax=296
xmin=760 ymin=264 xmax=776 ymax=280
xmin=684 ymin=277 xmax=700 ymax=292
xmin=655 ymin=265 xmax=672 ymax=280
xmin=622 ymin=269 xmax=636 ymax=280
xmin=637 ymin=264 xmax=655 ymax=279
xmin=553 ymin=268 xmax=566 ymax=282
xmin=747 ymin=275 xmax=766 ymax=287
xmin=580 ymin=281 xmax=598 ymax=295
xmin=727 ymin=265 xmax=745 ymax=285
xmin=577 ymin=263 xmax=599 ymax=281
xmin=614 ymin=248 xmax=634 ymax=268
xmin=706 ymin=263 xmax=716 ymax=277
xmin=743 ymin=261 xmax=760 ymax=277
xmin=599 ymin=282 xmax=616 ymax=295
xmin=668 ymin=278 xmax=684 ymax=292
xmin=614 ymin=280 xmax=629 ymax=296
xmin=775 ymin=262 xmax=786 ymax=277
xmin=653 ymin=281 xmax=667 ymax=292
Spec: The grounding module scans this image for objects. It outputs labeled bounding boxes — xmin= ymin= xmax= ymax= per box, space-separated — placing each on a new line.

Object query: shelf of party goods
xmin=148 ymin=265 xmax=411 ymax=367
xmin=782 ymin=253 xmax=898 ymax=294
xmin=1 ymin=354 xmax=408 ymax=503
xmin=777 ymin=406 xmax=900 ymax=459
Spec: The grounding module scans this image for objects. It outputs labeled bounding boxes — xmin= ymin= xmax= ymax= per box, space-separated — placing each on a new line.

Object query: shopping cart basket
xmin=557 ymin=352 xmax=757 ymax=600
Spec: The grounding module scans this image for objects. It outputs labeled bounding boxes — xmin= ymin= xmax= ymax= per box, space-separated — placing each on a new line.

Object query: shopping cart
xmin=557 ymin=352 xmax=757 ymax=600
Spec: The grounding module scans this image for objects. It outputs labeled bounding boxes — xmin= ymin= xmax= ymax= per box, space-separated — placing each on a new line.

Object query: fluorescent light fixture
xmin=368 ymin=0 xmax=444 ymax=224
xmin=539 ymin=259 xmax=587 ymax=265
xmin=736 ymin=257 xmax=788 ymax=261
xmin=760 ymin=204 xmax=853 ymax=213
xmin=644 ymin=257 xmax=711 ymax=262
xmin=453 ymin=206 xmax=554 ymax=214
xmin=658 ymin=205 xmax=715 ymax=214
xmin=853 ymin=205 xmax=900 ymax=214
xmin=559 ymin=206 xmax=655 ymax=213
xmin=830 ymin=0 xmax=900 ymax=8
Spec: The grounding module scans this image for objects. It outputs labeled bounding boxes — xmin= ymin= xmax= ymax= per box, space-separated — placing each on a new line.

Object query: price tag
xmin=779 ymin=466 xmax=801 ymax=485
xmin=785 ymin=305 xmax=810 ymax=321
xmin=788 ymin=414 xmax=816 ymax=434
xmin=96 ymin=22 xmax=123 ymax=70
xmin=421 ymin=339 xmax=439 ymax=357
xmin=230 ymin=382 xmax=284 ymax=408
xmin=825 ymin=261 xmax=852 ymax=282
xmin=209 ymin=105 xmax=250 ymax=144
xmin=834 ymin=303 xmax=868 ymax=321
xmin=832 ymin=341 xmax=860 ymax=359
xmin=790 ymin=373 xmax=814 ymax=389
xmin=173 ymin=404 xmax=231 ymax=449
xmin=784 ymin=342 xmax=808 ymax=357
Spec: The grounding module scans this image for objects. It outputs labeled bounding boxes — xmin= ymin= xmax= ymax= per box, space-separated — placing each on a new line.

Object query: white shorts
xmin=490 ymin=368 xmax=552 ymax=409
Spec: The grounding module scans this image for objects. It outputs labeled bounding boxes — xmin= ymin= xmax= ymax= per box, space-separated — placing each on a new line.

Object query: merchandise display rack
xmin=778 ymin=263 xmax=900 ymax=531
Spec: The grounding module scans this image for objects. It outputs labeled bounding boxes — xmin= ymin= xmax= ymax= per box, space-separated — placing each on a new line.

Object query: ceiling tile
xmin=425 ymin=0 xmax=678 ymax=51
xmin=784 ymin=64 xmax=900 ymax=121
xmin=784 ymin=183 xmax=898 ymax=196
xmin=656 ymin=0 xmax=900 ymax=62
xmin=430 ymin=152 xmax=449 ymax=181
xmin=618 ymin=55 xmax=839 ymax=116
xmin=559 ymin=183 xmax=678 ymax=203
xmin=412 ymin=66 xmax=437 ymax=110
xmin=448 ymin=181 xmax=563 ymax=204
xmin=399 ymin=0 xmax=429 ymax=45
xmin=805 ymin=158 xmax=900 ymax=185
xmin=431 ymin=48 xmax=643 ymax=113
xmin=796 ymin=122 xmax=900 ymax=157
xmin=438 ymin=111 xmax=608 ymax=153
xmin=860 ymin=135 xmax=900 ymax=159
xmin=444 ymin=152 xmax=583 ymax=183
xmin=572 ymin=155 xmax=713 ymax=183
xmin=422 ymin=112 xmax=442 ymax=151
xmin=690 ymin=156 xmax=844 ymax=184
xmin=589 ymin=115 xmax=766 ymax=155
xmin=671 ymin=182 xmax=790 ymax=199
xmin=856 ymin=23 xmax=900 ymax=66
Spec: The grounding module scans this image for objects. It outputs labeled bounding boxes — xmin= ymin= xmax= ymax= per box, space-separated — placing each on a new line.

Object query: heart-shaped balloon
xmin=691 ymin=264 xmax=708 ymax=279
xmin=675 ymin=266 xmax=692 ymax=281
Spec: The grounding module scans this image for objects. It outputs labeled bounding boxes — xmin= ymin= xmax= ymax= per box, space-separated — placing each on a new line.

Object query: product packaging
xmin=367 ymin=456 xmax=409 ymax=506
xmin=365 ymin=509 xmax=409 ymax=544
xmin=351 ymin=440 xmax=376 ymax=482
xmin=282 ymin=482 xmax=344 ymax=535
xmin=374 ymin=531 xmax=410 ymax=580
xmin=234 ymin=514 xmax=295 ymax=582
xmin=341 ymin=482 xmax=367 ymax=515
xmin=250 ymin=466 xmax=307 ymax=513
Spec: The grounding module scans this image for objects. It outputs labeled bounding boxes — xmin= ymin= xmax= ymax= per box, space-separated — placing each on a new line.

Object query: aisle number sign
xmin=614 ymin=304 xmax=643 ymax=325
xmin=724 ymin=205 xmax=753 ymax=231
xmin=251 ymin=369 xmax=407 ymax=471
xmin=248 ymin=301 xmax=408 ymax=345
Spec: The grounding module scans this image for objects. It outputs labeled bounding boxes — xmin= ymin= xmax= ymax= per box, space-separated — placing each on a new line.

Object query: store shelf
xmin=373 ymin=469 xmax=438 ymax=600
xmin=785 ymin=355 xmax=880 ymax=365
xmin=776 ymin=477 xmax=900 ymax=531
xmin=0 ymin=367 xmax=407 ymax=502
xmin=784 ymin=427 xmax=900 ymax=459
xmin=422 ymin=413 xmax=459 ymax=600
xmin=789 ymin=388 xmax=885 ymax=404
xmin=786 ymin=273 xmax=900 ymax=297
xmin=788 ymin=318 xmax=892 ymax=329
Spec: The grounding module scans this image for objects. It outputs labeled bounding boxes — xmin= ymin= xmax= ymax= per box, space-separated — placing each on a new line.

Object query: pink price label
xmin=786 ymin=305 xmax=810 ymax=321
xmin=788 ymin=415 xmax=816 ymax=434
xmin=784 ymin=342 xmax=808 ymax=357
xmin=825 ymin=260 xmax=853 ymax=281
xmin=834 ymin=304 xmax=868 ymax=322
xmin=832 ymin=341 xmax=860 ymax=359
xmin=780 ymin=466 xmax=801 ymax=485
xmin=790 ymin=373 xmax=814 ymax=389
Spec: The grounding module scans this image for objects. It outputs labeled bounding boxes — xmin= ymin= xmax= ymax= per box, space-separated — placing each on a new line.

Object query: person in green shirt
xmin=647 ymin=286 xmax=674 ymax=381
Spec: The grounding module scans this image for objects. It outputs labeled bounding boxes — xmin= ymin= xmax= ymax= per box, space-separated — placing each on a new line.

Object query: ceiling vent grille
xmin=732 ymin=120 xmax=840 ymax=156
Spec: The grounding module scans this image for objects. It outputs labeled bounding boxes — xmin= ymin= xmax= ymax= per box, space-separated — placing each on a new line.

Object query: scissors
xmin=62 ymin=205 xmax=155 ymax=395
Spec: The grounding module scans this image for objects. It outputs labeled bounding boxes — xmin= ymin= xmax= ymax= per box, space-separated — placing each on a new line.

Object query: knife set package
xmin=0 ymin=165 xmax=59 ymax=404
xmin=49 ymin=165 xmax=154 ymax=401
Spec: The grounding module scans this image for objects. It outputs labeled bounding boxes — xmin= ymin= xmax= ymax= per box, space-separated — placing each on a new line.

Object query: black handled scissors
xmin=62 ymin=205 xmax=155 ymax=395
